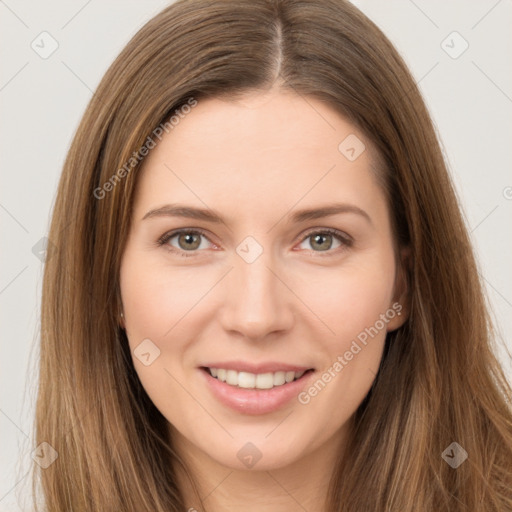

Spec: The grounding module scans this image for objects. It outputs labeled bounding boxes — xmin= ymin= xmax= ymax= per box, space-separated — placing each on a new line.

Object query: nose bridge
xmin=220 ymin=238 xmax=292 ymax=339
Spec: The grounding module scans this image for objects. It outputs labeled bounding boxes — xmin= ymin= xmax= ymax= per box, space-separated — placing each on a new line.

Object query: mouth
xmin=199 ymin=365 xmax=315 ymax=415
xmin=200 ymin=366 xmax=314 ymax=390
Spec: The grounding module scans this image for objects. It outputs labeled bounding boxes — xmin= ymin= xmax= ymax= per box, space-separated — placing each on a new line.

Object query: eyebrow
xmin=142 ymin=202 xmax=372 ymax=225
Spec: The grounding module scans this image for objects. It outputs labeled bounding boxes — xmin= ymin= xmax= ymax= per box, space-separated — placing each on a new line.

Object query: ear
xmin=386 ymin=245 xmax=411 ymax=332
xmin=118 ymin=308 xmax=126 ymax=330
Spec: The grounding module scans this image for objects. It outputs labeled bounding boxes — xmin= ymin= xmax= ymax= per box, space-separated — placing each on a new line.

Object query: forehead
xmin=133 ymin=91 xmax=386 ymax=225
xmin=155 ymin=91 xmax=366 ymax=159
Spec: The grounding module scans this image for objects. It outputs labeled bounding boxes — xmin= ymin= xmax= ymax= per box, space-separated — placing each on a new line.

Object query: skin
xmin=119 ymin=89 xmax=409 ymax=512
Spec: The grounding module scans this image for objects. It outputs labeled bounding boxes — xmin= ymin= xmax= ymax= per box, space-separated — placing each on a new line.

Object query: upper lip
xmin=200 ymin=361 xmax=314 ymax=374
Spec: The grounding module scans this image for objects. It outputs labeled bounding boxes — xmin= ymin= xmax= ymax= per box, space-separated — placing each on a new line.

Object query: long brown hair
xmin=32 ymin=0 xmax=512 ymax=510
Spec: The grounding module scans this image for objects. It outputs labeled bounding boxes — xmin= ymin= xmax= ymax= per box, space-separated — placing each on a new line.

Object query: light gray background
xmin=1 ymin=1 xmax=511 ymax=509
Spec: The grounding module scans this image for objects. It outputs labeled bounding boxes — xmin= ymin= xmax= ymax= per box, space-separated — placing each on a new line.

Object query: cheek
xmin=120 ymin=252 xmax=207 ymax=343
xmin=299 ymin=252 xmax=396 ymax=401
xmin=308 ymin=256 xmax=396 ymax=346
xmin=119 ymin=252 xmax=206 ymax=416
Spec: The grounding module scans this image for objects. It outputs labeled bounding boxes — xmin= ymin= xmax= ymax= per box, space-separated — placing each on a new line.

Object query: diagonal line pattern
xmin=0 ymin=266 xmax=28 ymax=296
xmin=399 ymin=61 xmax=439 ymax=104
xmin=265 ymin=266 xmax=336 ymax=335
xmin=0 ymin=470 xmax=30 ymax=504
xmin=0 ymin=202 xmax=29 ymax=233
xmin=266 ymin=471 xmax=310 ymax=511
xmin=470 ymin=204 xmax=499 ymax=233
xmin=265 ymin=410 xmax=294 ymax=438
xmin=471 ymin=61 xmax=512 ymax=105
xmin=61 ymin=60 xmax=94 ymax=94
xmin=266 ymin=164 xmax=337 ymax=233
xmin=415 ymin=61 xmax=440 ymax=86
xmin=162 ymin=367 xmax=234 ymax=438
xmin=286 ymin=82 xmax=337 ymax=131
xmin=0 ymin=0 xmax=29 ymax=28
xmin=0 ymin=62 xmax=29 ymax=92
xmin=0 ymin=408 xmax=29 ymax=439
xmin=61 ymin=0 xmax=93 ymax=29
xmin=471 ymin=0 xmax=503 ymax=30
xmin=408 ymin=0 xmax=439 ymax=29
xmin=479 ymin=272 xmax=512 ymax=308
xmin=200 ymin=470 xmax=234 ymax=502
xmin=60 ymin=61 xmax=110 ymax=111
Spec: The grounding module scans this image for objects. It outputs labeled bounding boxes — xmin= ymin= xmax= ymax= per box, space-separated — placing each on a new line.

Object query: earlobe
xmin=119 ymin=310 xmax=126 ymax=329
xmin=387 ymin=246 xmax=411 ymax=332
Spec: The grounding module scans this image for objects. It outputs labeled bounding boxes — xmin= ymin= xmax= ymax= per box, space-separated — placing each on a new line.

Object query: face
xmin=119 ymin=90 xmax=407 ymax=472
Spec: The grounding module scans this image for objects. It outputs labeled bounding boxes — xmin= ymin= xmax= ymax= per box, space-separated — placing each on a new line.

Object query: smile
xmin=206 ymin=367 xmax=308 ymax=389
xmin=199 ymin=364 xmax=315 ymax=415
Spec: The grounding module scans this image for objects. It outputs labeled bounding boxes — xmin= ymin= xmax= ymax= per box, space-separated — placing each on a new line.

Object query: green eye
xmin=158 ymin=229 xmax=212 ymax=257
xmin=298 ymin=229 xmax=353 ymax=254
xmin=157 ymin=227 xmax=352 ymax=258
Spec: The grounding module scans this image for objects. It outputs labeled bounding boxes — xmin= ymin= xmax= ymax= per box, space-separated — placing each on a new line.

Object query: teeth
xmin=208 ymin=368 xmax=307 ymax=389
xmin=285 ymin=371 xmax=295 ymax=383
xmin=226 ymin=370 xmax=238 ymax=385
xmin=273 ymin=371 xmax=285 ymax=386
xmin=238 ymin=372 xmax=256 ymax=388
xmin=256 ymin=373 xmax=274 ymax=389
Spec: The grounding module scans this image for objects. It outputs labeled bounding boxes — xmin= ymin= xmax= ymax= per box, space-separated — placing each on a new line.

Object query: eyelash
xmin=157 ymin=227 xmax=353 ymax=258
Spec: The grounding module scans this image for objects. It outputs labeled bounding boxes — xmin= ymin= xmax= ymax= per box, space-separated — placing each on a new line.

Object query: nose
xmin=219 ymin=248 xmax=295 ymax=341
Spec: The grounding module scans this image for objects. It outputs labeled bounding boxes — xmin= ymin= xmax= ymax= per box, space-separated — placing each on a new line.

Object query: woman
xmin=33 ymin=0 xmax=512 ymax=510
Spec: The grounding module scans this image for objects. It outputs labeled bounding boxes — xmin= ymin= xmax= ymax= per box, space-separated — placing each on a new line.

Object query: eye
xmin=157 ymin=227 xmax=352 ymax=258
xmin=157 ymin=229 xmax=215 ymax=257
xmin=296 ymin=228 xmax=352 ymax=255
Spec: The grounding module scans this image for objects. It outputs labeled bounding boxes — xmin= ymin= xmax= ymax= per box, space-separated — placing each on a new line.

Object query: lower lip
xmin=200 ymin=368 xmax=315 ymax=415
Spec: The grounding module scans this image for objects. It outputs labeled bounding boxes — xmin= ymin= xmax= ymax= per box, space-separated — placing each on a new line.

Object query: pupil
xmin=313 ymin=234 xmax=331 ymax=251
xmin=180 ymin=233 xmax=199 ymax=250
